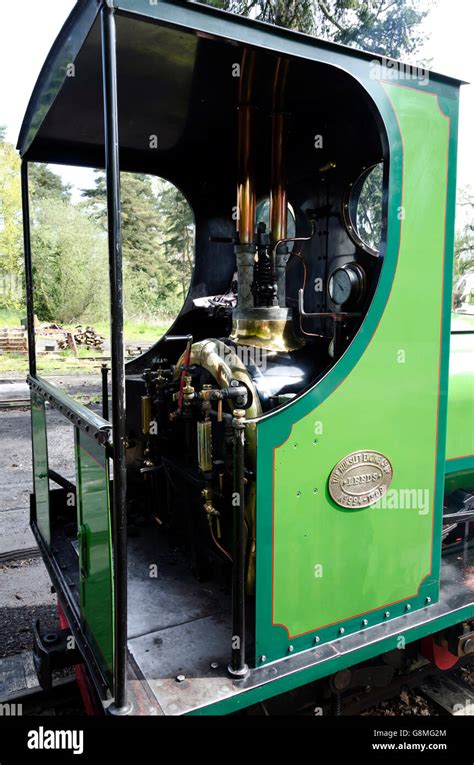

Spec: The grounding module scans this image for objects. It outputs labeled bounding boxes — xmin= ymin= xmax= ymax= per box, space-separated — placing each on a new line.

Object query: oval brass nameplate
xmin=328 ymin=450 xmax=393 ymax=508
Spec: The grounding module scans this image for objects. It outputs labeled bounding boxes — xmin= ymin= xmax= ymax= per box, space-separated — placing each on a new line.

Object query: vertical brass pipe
xmin=270 ymin=58 xmax=289 ymax=243
xmin=270 ymin=112 xmax=288 ymax=242
xmin=236 ymin=50 xmax=256 ymax=245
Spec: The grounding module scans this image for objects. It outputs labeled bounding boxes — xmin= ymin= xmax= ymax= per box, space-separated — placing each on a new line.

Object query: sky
xmin=0 ymin=0 xmax=473 ymax=200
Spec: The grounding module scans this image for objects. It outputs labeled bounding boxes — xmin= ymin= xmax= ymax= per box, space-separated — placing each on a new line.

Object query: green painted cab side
xmin=255 ymin=81 xmax=458 ymax=665
xmin=75 ymin=431 xmax=114 ymax=689
xmin=30 ymin=392 xmax=50 ymax=546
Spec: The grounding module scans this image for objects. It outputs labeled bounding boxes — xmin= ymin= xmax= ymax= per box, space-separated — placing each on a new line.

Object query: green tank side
xmin=255 ymin=82 xmax=457 ymax=663
xmin=445 ymin=313 xmax=474 ymax=493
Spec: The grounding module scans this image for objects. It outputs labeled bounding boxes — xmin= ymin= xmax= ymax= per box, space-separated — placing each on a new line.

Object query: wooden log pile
xmin=57 ymin=325 xmax=105 ymax=351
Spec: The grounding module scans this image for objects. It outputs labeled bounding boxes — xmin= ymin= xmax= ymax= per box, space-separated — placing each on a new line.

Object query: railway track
xmin=2 ymin=675 xmax=82 ymax=715
xmin=418 ymin=672 xmax=474 ymax=716
xmin=0 ymin=651 xmax=82 ymax=715
xmin=0 ymin=546 xmax=41 ymax=564
xmin=0 ymin=397 xmax=30 ymax=409
xmin=343 ymin=662 xmax=474 ymax=717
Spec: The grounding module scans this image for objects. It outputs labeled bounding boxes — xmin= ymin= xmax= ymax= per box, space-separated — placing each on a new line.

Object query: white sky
xmin=0 ymin=0 xmax=472 ymax=197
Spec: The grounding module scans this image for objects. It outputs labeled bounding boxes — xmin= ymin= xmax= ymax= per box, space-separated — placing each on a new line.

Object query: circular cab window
xmin=256 ymin=197 xmax=296 ymax=243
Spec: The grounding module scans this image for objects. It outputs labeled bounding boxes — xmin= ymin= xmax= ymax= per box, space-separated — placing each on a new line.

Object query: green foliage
xmin=0 ymin=147 xmax=78 ymax=315
xmin=156 ymin=180 xmax=194 ymax=303
xmin=0 ymin=135 xmax=23 ymax=309
xmin=83 ymin=171 xmax=162 ymax=276
xmin=199 ymin=0 xmax=430 ymax=58
xmin=31 ymin=198 xmax=108 ymax=323
xmin=0 ymin=307 xmax=22 ymax=325
xmin=1 ymin=140 xmax=194 ymax=327
xmin=29 ymin=163 xmax=72 ymax=202
xmin=82 ymin=172 xmax=194 ymax=320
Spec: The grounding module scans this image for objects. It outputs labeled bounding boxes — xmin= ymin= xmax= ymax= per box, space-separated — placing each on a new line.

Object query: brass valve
xmin=183 ymin=375 xmax=195 ymax=403
xmin=201 ymin=487 xmax=212 ymax=503
xmin=202 ymin=487 xmax=221 ymax=536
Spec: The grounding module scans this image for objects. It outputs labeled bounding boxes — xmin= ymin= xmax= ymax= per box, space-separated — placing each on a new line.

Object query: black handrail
xmin=101 ymin=1 xmax=129 ymax=715
xmin=21 ymin=161 xmax=36 ymax=377
xmin=27 ymin=374 xmax=111 ymax=445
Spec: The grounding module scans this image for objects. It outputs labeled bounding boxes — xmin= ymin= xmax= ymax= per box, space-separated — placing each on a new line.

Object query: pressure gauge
xmin=328 ymin=263 xmax=366 ymax=307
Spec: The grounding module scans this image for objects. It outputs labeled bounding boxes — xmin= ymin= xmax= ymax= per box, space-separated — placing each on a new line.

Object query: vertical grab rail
xmin=21 ymin=161 xmax=36 ymax=377
xmin=101 ymin=1 xmax=129 ymax=714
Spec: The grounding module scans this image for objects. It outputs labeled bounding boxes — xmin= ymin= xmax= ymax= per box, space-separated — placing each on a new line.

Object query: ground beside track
xmin=0 ymin=375 xmax=101 ymax=665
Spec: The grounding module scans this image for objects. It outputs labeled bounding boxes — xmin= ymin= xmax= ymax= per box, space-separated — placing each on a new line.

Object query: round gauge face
xmin=328 ymin=268 xmax=352 ymax=305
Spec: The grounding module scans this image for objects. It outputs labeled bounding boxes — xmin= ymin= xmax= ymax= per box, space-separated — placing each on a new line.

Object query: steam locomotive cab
xmin=124 ymin=50 xmax=387 ymax=598
xmin=19 ymin=1 xmax=473 ymax=714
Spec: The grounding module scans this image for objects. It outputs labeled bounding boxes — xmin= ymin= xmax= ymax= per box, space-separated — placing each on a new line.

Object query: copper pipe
xmin=236 ymin=50 xmax=256 ymax=245
xmin=270 ymin=112 xmax=288 ymax=241
xmin=272 ymin=56 xmax=289 ymax=112
xmin=270 ymin=58 xmax=289 ymax=243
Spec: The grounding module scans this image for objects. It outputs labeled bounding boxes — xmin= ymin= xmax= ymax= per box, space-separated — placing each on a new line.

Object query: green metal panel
xmin=30 ymin=392 xmax=50 ymax=546
xmin=75 ymin=431 xmax=114 ymax=689
xmin=255 ymin=81 xmax=458 ymax=664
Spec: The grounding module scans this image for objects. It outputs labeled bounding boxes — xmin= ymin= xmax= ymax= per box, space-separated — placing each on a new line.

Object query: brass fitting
xmin=141 ymin=395 xmax=152 ymax=435
xmin=232 ymin=408 xmax=246 ymax=428
xmin=202 ymin=487 xmax=216 ymax=515
xmin=202 ymin=487 xmax=221 ymax=535
xmin=183 ymin=375 xmax=195 ymax=403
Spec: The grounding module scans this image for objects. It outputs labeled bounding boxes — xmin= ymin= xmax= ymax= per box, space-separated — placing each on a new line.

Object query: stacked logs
xmin=57 ymin=326 xmax=105 ymax=352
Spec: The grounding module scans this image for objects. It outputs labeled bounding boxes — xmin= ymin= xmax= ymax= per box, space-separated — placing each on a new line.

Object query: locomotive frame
xmin=16 ymin=0 xmax=474 ymax=715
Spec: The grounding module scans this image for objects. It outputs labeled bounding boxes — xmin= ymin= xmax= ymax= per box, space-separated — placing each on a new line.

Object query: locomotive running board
xmin=126 ymin=543 xmax=474 ymax=716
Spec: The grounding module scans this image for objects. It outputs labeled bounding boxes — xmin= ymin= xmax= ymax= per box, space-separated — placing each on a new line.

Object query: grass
xmin=0 ymin=308 xmax=168 ymax=374
xmin=92 ymin=319 xmax=168 ymax=343
xmin=0 ymin=308 xmax=168 ymax=342
xmin=0 ymin=352 xmax=108 ymax=376
xmin=0 ymin=308 xmax=24 ymax=326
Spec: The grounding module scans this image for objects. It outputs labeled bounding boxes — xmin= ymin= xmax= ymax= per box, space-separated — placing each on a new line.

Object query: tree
xmin=0 ymin=133 xmax=23 ymax=309
xmin=156 ymin=181 xmax=194 ymax=303
xmin=200 ymin=0 xmax=430 ymax=58
xmin=83 ymin=171 xmax=164 ymax=276
xmin=31 ymin=198 xmax=108 ymax=323
xmin=82 ymin=172 xmax=194 ymax=319
xmin=29 ymin=163 xmax=71 ymax=203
